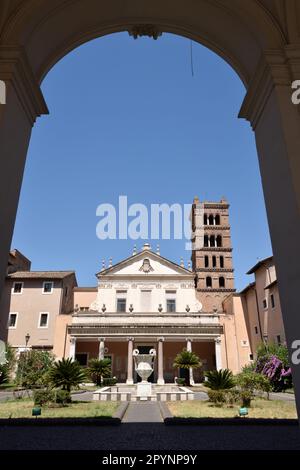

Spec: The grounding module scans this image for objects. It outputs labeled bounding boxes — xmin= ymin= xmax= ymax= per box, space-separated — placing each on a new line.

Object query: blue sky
xmin=12 ymin=32 xmax=272 ymax=290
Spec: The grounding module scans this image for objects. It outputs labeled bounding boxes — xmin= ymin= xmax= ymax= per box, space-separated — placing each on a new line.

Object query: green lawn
xmin=168 ymin=398 xmax=297 ymax=419
xmin=0 ymin=399 xmax=119 ymax=419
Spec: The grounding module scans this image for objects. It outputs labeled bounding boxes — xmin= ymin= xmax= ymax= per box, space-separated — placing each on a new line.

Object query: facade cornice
xmin=99 ymin=274 xmax=194 ymax=281
xmin=199 ymin=248 xmax=232 ymax=252
xmin=196 ymin=268 xmax=234 ymax=273
xmin=197 ymin=288 xmax=236 ymax=293
xmin=0 ymin=46 xmax=48 ymax=125
xmin=72 ymin=312 xmax=218 ymax=318
xmin=68 ymin=324 xmax=224 ymax=337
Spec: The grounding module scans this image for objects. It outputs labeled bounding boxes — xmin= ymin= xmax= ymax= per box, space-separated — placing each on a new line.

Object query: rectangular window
xmin=12 ymin=282 xmax=23 ymax=294
xmin=39 ymin=312 xmax=49 ymax=328
xmin=270 ymin=294 xmax=275 ymax=308
xmin=8 ymin=313 xmax=18 ymax=328
xmin=254 ymin=326 xmax=258 ymax=335
xmin=116 ymin=298 xmax=126 ymax=312
xmin=43 ymin=281 xmax=53 ymax=294
xmin=263 ymin=299 xmax=267 ymax=309
xmin=166 ymin=299 xmax=176 ymax=313
xmin=277 ymin=335 xmax=281 ymax=345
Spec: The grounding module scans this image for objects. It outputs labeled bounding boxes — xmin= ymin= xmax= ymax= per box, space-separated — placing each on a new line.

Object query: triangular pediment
xmin=97 ymin=250 xmax=192 ymax=277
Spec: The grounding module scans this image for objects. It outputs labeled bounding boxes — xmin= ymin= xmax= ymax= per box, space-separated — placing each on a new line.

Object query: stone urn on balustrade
xmin=133 ymin=348 xmax=156 ymax=399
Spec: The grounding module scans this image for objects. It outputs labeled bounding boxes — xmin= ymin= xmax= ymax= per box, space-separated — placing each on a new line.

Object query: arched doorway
xmin=1 ymin=0 xmax=300 ymax=420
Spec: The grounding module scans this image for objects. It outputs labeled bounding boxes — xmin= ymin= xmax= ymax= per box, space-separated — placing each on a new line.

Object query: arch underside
xmin=0 ymin=0 xmax=288 ymax=87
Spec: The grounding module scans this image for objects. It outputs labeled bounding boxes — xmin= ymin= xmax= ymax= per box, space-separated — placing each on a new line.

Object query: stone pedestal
xmin=136 ymin=382 xmax=152 ymax=398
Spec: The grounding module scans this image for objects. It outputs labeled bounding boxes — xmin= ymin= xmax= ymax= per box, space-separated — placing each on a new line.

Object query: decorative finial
xmin=158 ymin=304 xmax=163 ymax=312
xmin=185 ymin=305 xmax=190 ymax=312
xmin=129 ymin=304 xmax=134 ymax=313
xmin=180 ymin=257 xmax=184 ymax=268
xmin=101 ymin=304 xmax=106 ymax=313
xmin=156 ymin=244 xmax=160 ymax=255
xmin=133 ymin=244 xmax=137 ymax=255
xmin=109 ymin=257 xmax=112 ymax=268
xmin=188 ymin=261 xmax=191 ymax=271
xmin=101 ymin=259 xmax=105 ymax=271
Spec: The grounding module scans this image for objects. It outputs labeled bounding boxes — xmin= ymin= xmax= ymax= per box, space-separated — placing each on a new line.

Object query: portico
xmin=68 ymin=319 xmax=223 ymax=384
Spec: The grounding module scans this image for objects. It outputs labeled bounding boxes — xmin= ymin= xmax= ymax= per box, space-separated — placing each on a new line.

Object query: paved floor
xmin=123 ymin=402 xmax=163 ymax=423
xmin=0 ymin=423 xmax=299 ymax=450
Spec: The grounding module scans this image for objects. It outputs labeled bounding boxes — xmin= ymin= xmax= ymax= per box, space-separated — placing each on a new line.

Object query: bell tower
xmin=191 ymin=197 xmax=235 ymax=312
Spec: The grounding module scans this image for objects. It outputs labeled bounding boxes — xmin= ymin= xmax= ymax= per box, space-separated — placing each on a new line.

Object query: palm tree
xmin=87 ymin=358 xmax=111 ymax=386
xmin=49 ymin=358 xmax=86 ymax=392
xmin=173 ymin=349 xmax=202 ymax=385
xmin=204 ymin=369 xmax=235 ymax=390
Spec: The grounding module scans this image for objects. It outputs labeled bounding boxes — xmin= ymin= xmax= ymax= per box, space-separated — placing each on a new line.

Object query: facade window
xmin=12 ymin=282 xmax=23 ymax=294
xmin=206 ymin=276 xmax=212 ymax=288
xmin=43 ymin=281 xmax=53 ymax=294
xmin=219 ymin=276 xmax=225 ymax=288
xmin=254 ymin=326 xmax=258 ymax=335
xmin=277 ymin=335 xmax=281 ymax=345
xmin=39 ymin=312 xmax=49 ymax=328
xmin=249 ymin=354 xmax=254 ymax=361
xmin=208 ymin=214 xmax=214 ymax=225
xmin=263 ymin=299 xmax=267 ymax=309
xmin=166 ymin=299 xmax=176 ymax=313
xmin=205 ymin=256 xmax=209 ymax=268
xmin=203 ymin=214 xmax=208 ymax=225
xmin=116 ymin=298 xmax=126 ymax=312
xmin=204 ymin=235 xmax=208 ymax=247
xmin=8 ymin=312 xmax=18 ymax=328
xmin=212 ymin=256 xmax=216 ymax=268
xmin=216 ymin=235 xmax=222 ymax=247
xmin=270 ymin=294 xmax=275 ymax=308
xmin=215 ymin=214 xmax=220 ymax=225
xmin=220 ymin=256 xmax=224 ymax=268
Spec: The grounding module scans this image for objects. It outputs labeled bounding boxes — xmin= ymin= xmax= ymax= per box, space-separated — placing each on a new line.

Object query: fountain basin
xmin=93 ymin=384 xmax=194 ymax=402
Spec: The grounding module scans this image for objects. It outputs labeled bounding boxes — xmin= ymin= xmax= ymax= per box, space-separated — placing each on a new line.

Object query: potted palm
xmin=87 ymin=358 xmax=112 ymax=386
xmin=173 ymin=349 xmax=202 ymax=386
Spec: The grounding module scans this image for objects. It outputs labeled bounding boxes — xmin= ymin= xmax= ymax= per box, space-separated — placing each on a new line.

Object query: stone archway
xmin=1 ymin=0 xmax=300 ymax=420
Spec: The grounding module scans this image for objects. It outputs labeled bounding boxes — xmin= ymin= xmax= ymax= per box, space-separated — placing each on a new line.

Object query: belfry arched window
xmin=205 ymin=255 xmax=209 ymax=268
xmin=216 ymin=235 xmax=222 ymax=247
xmin=219 ymin=276 xmax=225 ymax=288
xmin=206 ymin=276 xmax=212 ymax=288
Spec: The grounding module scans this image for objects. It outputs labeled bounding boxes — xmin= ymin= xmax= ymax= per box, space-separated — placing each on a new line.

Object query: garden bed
xmin=167 ymin=398 xmax=297 ymax=420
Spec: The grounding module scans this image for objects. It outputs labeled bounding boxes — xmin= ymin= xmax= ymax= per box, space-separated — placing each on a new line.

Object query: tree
xmin=87 ymin=358 xmax=111 ymax=386
xmin=235 ymin=370 xmax=272 ymax=399
xmin=0 ymin=343 xmax=16 ymax=385
xmin=173 ymin=349 xmax=201 ymax=386
xmin=15 ymin=350 xmax=54 ymax=388
xmin=204 ymin=369 xmax=235 ymax=390
xmin=49 ymin=358 xmax=86 ymax=392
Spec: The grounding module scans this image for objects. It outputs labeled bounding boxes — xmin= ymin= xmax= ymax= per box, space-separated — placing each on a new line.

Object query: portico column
xmin=186 ymin=338 xmax=195 ymax=386
xmin=157 ymin=337 xmax=165 ymax=385
xmin=126 ymin=337 xmax=134 ymax=385
xmin=98 ymin=338 xmax=105 ymax=360
xmin=214 ymin=338 xmax=222 ymax=371
xmin=69 ymin=337 xmax=76 ymax=361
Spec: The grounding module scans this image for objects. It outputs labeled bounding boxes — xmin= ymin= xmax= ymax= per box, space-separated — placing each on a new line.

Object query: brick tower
xmin=191 ymin=197 xmax=235 ymax=312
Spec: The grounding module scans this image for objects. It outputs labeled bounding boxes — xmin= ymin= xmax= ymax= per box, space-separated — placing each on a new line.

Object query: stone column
xmin=239 ymin=49 xmax=300 ymax=419
xmin=98 ymin=338 xmax=105 ymax=360
xmin=0 ymin=48 xmax=48 ymax=334
xmin=157 ymin=337 xmax=165 ymax=385
xmin=69 ymin=337 xmax=76 ymax=361
xmin=214 ymin=338 xmax=222 ymax=371
xmin=126 ymin=337 xmax=134 ymax=385
xmin=186 ymin=338 xmax=195 ymax=385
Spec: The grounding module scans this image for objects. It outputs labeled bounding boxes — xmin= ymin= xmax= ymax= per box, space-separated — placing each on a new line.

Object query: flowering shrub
xmin=255 ymin=353 xmax=292 ymax=391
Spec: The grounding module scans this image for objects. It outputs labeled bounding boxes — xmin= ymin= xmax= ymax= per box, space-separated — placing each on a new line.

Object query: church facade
xmin=52 ymin=198 xmax=251 ymax=384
